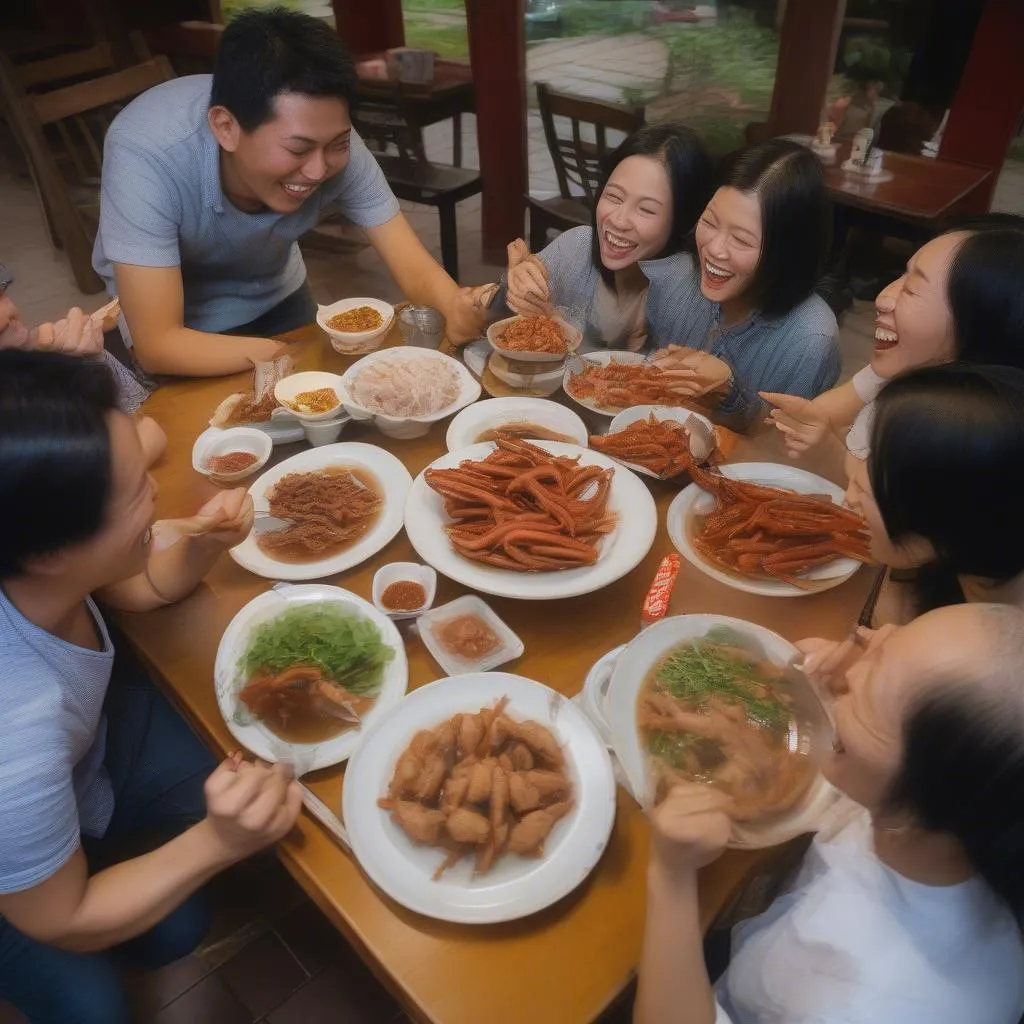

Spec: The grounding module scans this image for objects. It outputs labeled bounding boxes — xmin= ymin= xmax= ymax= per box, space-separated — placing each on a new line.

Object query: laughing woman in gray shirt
xmin=649 ymin=140 xmax=840 ymax=428
xmin=503 ymin=122 xmax=714 ymax=352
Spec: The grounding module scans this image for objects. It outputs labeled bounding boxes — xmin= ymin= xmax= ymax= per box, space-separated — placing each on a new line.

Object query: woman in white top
xmin=799 ymin=365 xmax=1024 ymax=683
xmin=635 ymin=602 xmax=1024 ymax=1024
xmin=763 ymin=213 xmax=1024 ymax=466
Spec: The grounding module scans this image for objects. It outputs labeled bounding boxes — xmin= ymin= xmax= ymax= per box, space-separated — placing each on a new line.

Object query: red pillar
xmin=765 ymin=0 xmax=847 ymax=137
xmin=465 ymin=0 xmax=527 ymax=261
xmin=331 ymin=0 xmax=404 ymax=55
xmin=939 ymin=0 xmax=1024 ymax=213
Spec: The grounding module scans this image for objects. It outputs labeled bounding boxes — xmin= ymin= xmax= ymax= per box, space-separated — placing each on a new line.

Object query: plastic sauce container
xmin=416 ymin=595 xmax=524 ymax=676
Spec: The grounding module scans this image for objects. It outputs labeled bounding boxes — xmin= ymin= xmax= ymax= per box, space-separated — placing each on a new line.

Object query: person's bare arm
xmin=634 ymin=786 xmax=733 ymax=1024
xmin=0 ymin=760 xmax=301 ymax=953
xmin=761 ymin=380 xmax=866 ymax=459
xmin=363 ymin=213 xmax=483 ymax=343
xmin=115 ymin=264 xmax=286 ymax=377
xmin=97 ymin=490 xmax=252 ymax=613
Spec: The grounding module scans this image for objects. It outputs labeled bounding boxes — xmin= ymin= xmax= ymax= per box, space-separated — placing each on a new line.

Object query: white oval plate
xmin=342 ymin=672 xmax=616 ymax=924
xmin=600 ymin=405 xmax=716 ymax=479
xmin=666 ymin=462 xmax=861 ymax=598
xmin=340 ymin=347 xmax=481 ymax=427
xmin=562 ymin=350 xmax=647 ymax=416
xmin=230 ymin=442 xmax=413 ymax=581
xmin=404 ymin=440 xmax=657 ymax=600
xmin=607 ymin=614 xmax=837 ymax=848
xmin=445 ymin=397 xmax=588 ymax=452
xmin=214 ymin=583 xmax=408 ymax=771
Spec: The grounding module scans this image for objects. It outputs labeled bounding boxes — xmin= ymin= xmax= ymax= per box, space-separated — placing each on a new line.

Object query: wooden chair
xmin=351 ymin=93 xmax=481 ymax=280
xmin=0 ymin=54 xmax=175 ymax=293
xmin=528 ymin=82 xmax=645 ymax=251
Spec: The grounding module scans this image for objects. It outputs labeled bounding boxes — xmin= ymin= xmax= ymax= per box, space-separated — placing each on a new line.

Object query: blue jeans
xmin=0 ymin=644 xmax=217 ymax=1024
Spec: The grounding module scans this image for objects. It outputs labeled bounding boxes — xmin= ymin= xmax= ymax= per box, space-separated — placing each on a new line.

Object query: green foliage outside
xmin=220 ymin=0 xmax=303 ymax=22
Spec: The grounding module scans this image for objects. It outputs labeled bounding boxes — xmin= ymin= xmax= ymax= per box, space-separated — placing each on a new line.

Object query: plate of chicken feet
xmin=342 ymin=672 xmax=616 ymax=923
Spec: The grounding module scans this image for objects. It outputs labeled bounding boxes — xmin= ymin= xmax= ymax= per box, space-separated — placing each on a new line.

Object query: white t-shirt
xmin=845 ymin=366 xmax=887 ymax=459
xmin=712 ymin=800 xmax=1024 ymax=1024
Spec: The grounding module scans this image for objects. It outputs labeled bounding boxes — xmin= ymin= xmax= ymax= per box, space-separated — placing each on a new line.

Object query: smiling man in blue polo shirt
xmin=93 ymin=8 xmax=482 ymax=377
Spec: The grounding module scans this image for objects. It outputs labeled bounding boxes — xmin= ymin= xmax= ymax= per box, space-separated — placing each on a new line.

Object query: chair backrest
xmin=351 ymin=88 xmax=428 ymax=165
xmin=535 ymin=82 xmax=645 ymax=203
xmin=0 ymin=52 xmax=175 ymax=292
xmin=15 ymin=32 xmax=152 ymax=91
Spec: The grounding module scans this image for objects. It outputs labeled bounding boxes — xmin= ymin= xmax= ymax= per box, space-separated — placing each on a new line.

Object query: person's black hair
xmin=886 ymin=682 xmax=1024 ymax=928
xmin=209 ymin=7 xmax=356 ymax=133
xmin=591 ymin=121 xmax=713 ymax=289
xmin=869 ymin=364 xmax=1024 ymax=612
xmin=716 ymin=138 xmax=832 ymax=318
xmin=0 ymin=350 xmax=119 ymax=579
xmin=939 ymin=214 xmax=1024 ymax=367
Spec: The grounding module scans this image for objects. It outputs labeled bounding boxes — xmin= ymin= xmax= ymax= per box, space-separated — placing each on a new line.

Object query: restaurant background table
xmin=118 ymin=323 xmax=873 ymax=1024
xmin=823 ymin=141 xmax=991 ymax=230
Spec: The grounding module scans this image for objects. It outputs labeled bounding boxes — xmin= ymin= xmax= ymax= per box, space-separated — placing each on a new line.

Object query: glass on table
xmin=398 ymin=305 xmax=446 ymax=349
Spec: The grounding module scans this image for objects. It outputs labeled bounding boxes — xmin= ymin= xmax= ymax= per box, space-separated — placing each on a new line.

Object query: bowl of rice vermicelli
xmin=341 ymin=348 xmax=482 ymax=439
xmin=487 ymin=314 xmax=583 ymax=364
xmin=317 ymin=297 xmax=395 ymax=354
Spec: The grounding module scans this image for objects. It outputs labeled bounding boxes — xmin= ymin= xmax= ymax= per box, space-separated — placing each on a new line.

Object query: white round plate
xmin=230 ymin=442 xmax=412 ymax=581
xmin=445 ymin=397 xmax=588 ymax=452
xmin=342 ymin=672 xmax=616 ymax=924
xmin=605 ymin=614 xmax=837 ymax=848
xmin=404 ymin=440 xmax=657 ymax=600
xmin=214 ymin=583 xmax=408 ymax=771
xmin=562 ymin=350 xmax=647 ymax=416
xmin=666 ymin=461 xmax=861 ymax=597
xmin=601 ymin=405 xmax=716 ymax=479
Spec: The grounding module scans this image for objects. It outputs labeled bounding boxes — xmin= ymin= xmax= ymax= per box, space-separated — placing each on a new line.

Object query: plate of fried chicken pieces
xmin=342 ymin=672 xmax=616 ymax=923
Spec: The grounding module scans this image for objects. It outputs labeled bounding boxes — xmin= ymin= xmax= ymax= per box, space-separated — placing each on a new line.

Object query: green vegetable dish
xmin=236 ymin=602 xmax=395 ymax=744
xmin=637 ymin=629 xmax=815 ymax=823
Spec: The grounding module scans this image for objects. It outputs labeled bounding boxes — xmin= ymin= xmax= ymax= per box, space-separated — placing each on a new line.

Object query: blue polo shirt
xmin=93 ymin=75 xmax=400 ymax=336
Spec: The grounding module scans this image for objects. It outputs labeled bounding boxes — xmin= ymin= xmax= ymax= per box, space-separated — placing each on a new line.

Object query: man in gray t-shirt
xmin=93 ymin=9 xmax=482 ymax=379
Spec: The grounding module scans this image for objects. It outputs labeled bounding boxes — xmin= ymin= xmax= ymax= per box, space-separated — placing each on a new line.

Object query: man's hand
xmin=202 ymin=758 xmax=303 ymax=861
xmin=443 ymin=285 xmax=490 ymax=345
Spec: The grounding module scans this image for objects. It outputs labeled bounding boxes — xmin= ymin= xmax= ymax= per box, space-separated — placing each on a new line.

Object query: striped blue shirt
xmin=93 ymin=75 xmax=400 ymax=338
xmin=512 ymin=227 xmax=840 ymax=426
xmin=0 ymin=590 xmax=113 ymax=893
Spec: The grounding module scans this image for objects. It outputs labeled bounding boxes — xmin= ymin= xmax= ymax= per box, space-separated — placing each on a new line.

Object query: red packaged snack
xmin=641 ymin=554 xmax=681 ymax=628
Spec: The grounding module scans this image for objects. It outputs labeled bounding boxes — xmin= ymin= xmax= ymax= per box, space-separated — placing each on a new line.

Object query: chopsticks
xmin=857 ymin=565 xmax=887 ymax=629
xmin=298 ymin=783 xmax=351 ymax=852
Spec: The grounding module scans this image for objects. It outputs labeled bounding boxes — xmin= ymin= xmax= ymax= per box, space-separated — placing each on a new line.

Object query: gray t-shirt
xmin=0 ymin=589 xmax=114 ymax=893
xmin=93 ymin=75 xmax=400 ymax=338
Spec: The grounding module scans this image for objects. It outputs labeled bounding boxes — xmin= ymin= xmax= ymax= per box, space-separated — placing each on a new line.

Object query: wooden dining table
xmin=822 ymin=140 xmax=992 ymax=230
xmin=116 ymin=323 xmax=874 ymax=1024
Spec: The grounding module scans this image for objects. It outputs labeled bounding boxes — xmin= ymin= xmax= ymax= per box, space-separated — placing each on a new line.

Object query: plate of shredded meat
xmin=341 ymin=348 xmax=481 ymax=439
xmin=404 ymin=437 xmax=657 ymax=600
xmin=342 ymin=672 xmax=615 ymax=923
xmin=230 ymin=442 xmax=413 ymax=581
xmin=666 ymin=462 xmax=872 ymax=597
xmin=563 ymin=351 xmax=695 ymax=416
xmin=215 ymin=583 xmax=407 ymax=770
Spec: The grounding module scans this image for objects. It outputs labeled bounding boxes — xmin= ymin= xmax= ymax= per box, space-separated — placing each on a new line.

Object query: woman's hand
xmin=761 ymin=392 xmax=830 ymax=459
xmin=797 ymin=624 xmax=897 ymax=696
xmin=201 ymin=757 xmax=303 ymax=861
xmin=28 ymin=307 xmax=104 ymax=357
xmin=650 ymin=783 xmax=732 ymax=879
xmin=506 ymin=238 xmax=552 ymax=317
xmin=192 ymin=488 xmax=254 ymax=551
xmin=652 ymin=346 xmax=732 ymax=399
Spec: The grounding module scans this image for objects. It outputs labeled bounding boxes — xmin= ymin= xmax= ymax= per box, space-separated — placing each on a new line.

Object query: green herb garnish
xmin=239 ymin=602 xmax=394 ymax=696
xmin=654 ymin=640 xmax=788 ymax=730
